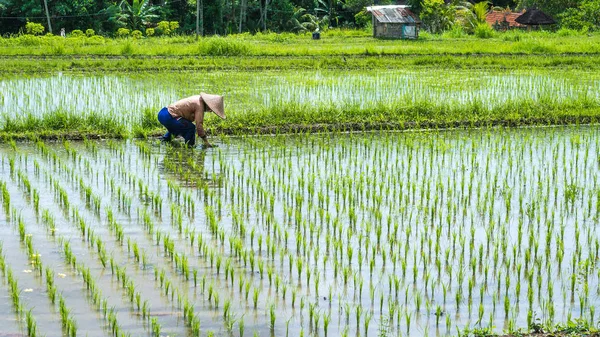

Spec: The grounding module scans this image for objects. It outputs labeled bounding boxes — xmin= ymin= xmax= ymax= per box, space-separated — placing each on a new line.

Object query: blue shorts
xmin=158 ymin=107 xmax=196 ymax=146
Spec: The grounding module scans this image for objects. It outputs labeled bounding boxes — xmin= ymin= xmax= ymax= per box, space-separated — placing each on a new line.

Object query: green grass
xmin=2 ymin=30 xmax=600 ymax=57
xmin=2 ymin=54 xmax=600 ymax=73
xmin=1 ymin=30 xmax=600 ymax=74
xmin=1 ymin=102 xmax=598 ymax=141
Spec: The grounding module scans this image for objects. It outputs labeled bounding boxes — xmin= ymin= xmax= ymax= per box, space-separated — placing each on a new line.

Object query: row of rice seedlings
xmin=99 ymin=143 xmax=289 ymax=335
xmin=10 ymin=142 xmax=138 ymax=336
xmin=2 ymin=198 xmax=71 ymax=337
xmin=99 ymin=191 xmax=210 ymax=333
xmin=3 ymin=263 xmax=39 ymax=336
xmin=182 ymin=139 xmax=402 ymax=333
xmin=33 ymin=140 xmax=212 ymax=336
xmin=107 ymin=195 xmax=232 ymax=335
xmin=2 ymin=157 xmax=65 ymax=329
xmin=14 ymin=126 xmax=600 ymax=336
xmin=35 ymin=142 xmax=164 ymax=335
xmin=8 ymin=136 xmax=446 ymax=334
xmin=3 ymin=70 xmax=599 ymax=134
xmin=192 ymin=151 xmax=351 ymax=334
xmin=0 ymin=154 xmax=49 ymax=337
xmin=211 ymin=129 xmax=599 ymax=335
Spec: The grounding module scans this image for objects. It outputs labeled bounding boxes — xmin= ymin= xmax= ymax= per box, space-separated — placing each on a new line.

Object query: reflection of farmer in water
xmin=161 ymin=144 xmax=222 ymax=189
xmin=158 ymin=93 xmax=225 ymax=147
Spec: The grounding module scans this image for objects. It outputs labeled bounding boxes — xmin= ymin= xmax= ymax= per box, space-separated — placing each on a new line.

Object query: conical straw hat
xmin=200 ymin=93 xmax=225 ymax=119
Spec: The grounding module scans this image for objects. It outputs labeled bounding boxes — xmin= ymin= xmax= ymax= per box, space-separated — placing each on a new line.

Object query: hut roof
xmin=366 ymin=5 xmax=421 ymax=24
xmin=515 ymin=9 xmax=556 ymax=25
xmin=485 ymin=10 xmax=525 ymax=28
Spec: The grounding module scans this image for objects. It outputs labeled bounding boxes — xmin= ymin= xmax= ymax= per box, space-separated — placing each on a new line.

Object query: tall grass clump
xmin=197 ymin=37 xmax=253 ymax=56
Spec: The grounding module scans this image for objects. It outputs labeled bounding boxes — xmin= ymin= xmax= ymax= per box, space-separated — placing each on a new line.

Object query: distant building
xmin=515 ymin=9 xmax=556 ymax=30
xmin=366 ymin=5 xmax=421 ymax=39
xmin=486 ymin=10 xmax=525 ymax=31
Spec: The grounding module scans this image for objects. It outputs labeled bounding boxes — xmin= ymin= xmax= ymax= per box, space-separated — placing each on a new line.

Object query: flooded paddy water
xmin=1 ymin=126 xmax=599 ymax=336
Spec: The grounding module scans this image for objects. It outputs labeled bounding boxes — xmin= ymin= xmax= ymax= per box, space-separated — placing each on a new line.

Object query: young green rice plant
xmin=213 ymin=291 xmax=220 ymax=309
xmin=7 ymin=269 xmax=21 ymax=312
xmin=0 ymin=245 xmax=5 ymax=275
xmin=323 ymin=311 xmax=331 ymax=337
xmin=223 ymin=299 xmax=231 ymax=319
xmin=269 ymin=303 xmax=276 ymax=332
xmin=26 ymin=309 xmax=37 ymax=337
xmin=253 ymin=287 xmax=260 ymax=309
xmin=151 ymin=317 xmax=161 ymax=336
xmin=238 ymin=315 xmax=245 ymax=337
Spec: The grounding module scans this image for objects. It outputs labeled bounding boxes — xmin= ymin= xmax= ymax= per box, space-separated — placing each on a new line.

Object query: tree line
xmin=0 ymin=0 xmax=598 ymax=36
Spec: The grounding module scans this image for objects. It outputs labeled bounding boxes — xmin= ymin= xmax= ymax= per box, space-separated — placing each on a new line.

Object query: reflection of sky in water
xmin=0 ymin=126 xmax=599 ymax=336
xmin=1 ymin=71 xmax=598 ymax=122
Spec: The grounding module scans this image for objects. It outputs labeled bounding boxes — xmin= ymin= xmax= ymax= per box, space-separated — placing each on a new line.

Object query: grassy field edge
xmin=1 ymin=112 xmax=598 ymax=142
xmin=3 ymin=54 xmax=600 ymax=73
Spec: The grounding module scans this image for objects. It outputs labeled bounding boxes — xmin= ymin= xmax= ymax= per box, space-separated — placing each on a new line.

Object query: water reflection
xmin=160 ymin=142 xmax=222 ymax=189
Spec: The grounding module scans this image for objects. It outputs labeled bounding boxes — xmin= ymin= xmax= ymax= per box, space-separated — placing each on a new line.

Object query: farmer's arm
xmin=195 ymin=100 xmax=212 ymax=147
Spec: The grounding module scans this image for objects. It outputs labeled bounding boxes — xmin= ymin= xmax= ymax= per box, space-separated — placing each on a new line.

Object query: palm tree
xmin=108 ymin=0 xmax=160 ymax=31
xmin=472 ymin=1 xmax=490 ymax=24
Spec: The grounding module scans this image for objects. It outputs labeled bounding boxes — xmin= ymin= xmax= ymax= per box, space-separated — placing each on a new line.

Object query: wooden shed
xmin=366 ymin=5 xmax=421 ymax=39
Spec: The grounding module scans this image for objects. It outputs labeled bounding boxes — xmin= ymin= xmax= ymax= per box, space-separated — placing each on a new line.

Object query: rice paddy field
xmin=1 ymin=125 xmax=599 ymax=337
xmin=1 ymin=69 xmax=600 ymax=138
xmin=2 ymin=31 xmax=600 ymax=337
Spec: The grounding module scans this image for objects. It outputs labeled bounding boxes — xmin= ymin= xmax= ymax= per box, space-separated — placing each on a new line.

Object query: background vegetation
xmin=1 ymin=0 xmax=600 ymax=37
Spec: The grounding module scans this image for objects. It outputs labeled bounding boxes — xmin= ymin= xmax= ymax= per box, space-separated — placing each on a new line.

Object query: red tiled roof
xmin=486 ymin=11 xmax=525 ymax=28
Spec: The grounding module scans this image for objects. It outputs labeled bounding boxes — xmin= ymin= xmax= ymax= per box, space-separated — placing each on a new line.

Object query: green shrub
xmin=418 ymin=31 xmax=433 ymax=40
xmin=474 ymin=23 xmax=494 ymax=39
xmin=132 ymin=30 xmax=143 ymax=39
xmin=85 ymin=29 xmax=95 ymax=37
xmin=559 ymin=1 xmax=600 ymax=31
xmin=145 ymin=28 xmax=155 ymax=36
xmin=86 ymin=35 xmax=105 ymax=45
xmin=354 ymin=10 xmax=370 ymax=28
xmin=156 ymin=21 xmax=179 ymax=35
xmin=156 ymin=21 xmax=170 ymax=35
xmin=443 ymin=25 xmax=467 ymax=38
xmin=117 ymin=28 xmax=130 ymax=38
xmin=121 ymin=41 xmax=134 ymax=55
xmin=198 ymin=37 xmax=252 ymax=56
xmin=16 ymin=34 xmax=42 ymax=46
xmin=51 ymin=43 xmax=66 ymax=55
xmin=71 ymin=30 xmax=85 ymax=37
xmin=25 ymin=22 xmax=45 ymax=35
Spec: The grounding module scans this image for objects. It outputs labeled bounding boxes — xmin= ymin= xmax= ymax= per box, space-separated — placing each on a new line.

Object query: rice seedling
xmin=151 ymin=317 xmax=161 ymax=336
xmin=269 ymin=303 xmax=276 ymax=332
xmin=253 ymin=288 xmax=260 ymax=309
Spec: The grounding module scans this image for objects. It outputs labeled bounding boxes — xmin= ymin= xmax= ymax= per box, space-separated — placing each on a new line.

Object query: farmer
xmin=157 ymin=93 xmax=225 ymax=147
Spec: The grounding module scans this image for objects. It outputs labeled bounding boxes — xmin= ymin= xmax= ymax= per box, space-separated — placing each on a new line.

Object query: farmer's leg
xmin=157 ymin=107 xmax=175 ymax=141
xmin=164 ymin=116 xmax=196 ymax=146
xmin=179 ymin=120 xmax=196 ymax=146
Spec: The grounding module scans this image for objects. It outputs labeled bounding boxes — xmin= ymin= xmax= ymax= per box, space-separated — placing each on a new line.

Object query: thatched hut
xmin=366 ymin=5 xmax=421 ymax=39
xmin=515 ymin=9 xmax=556 ymax=29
